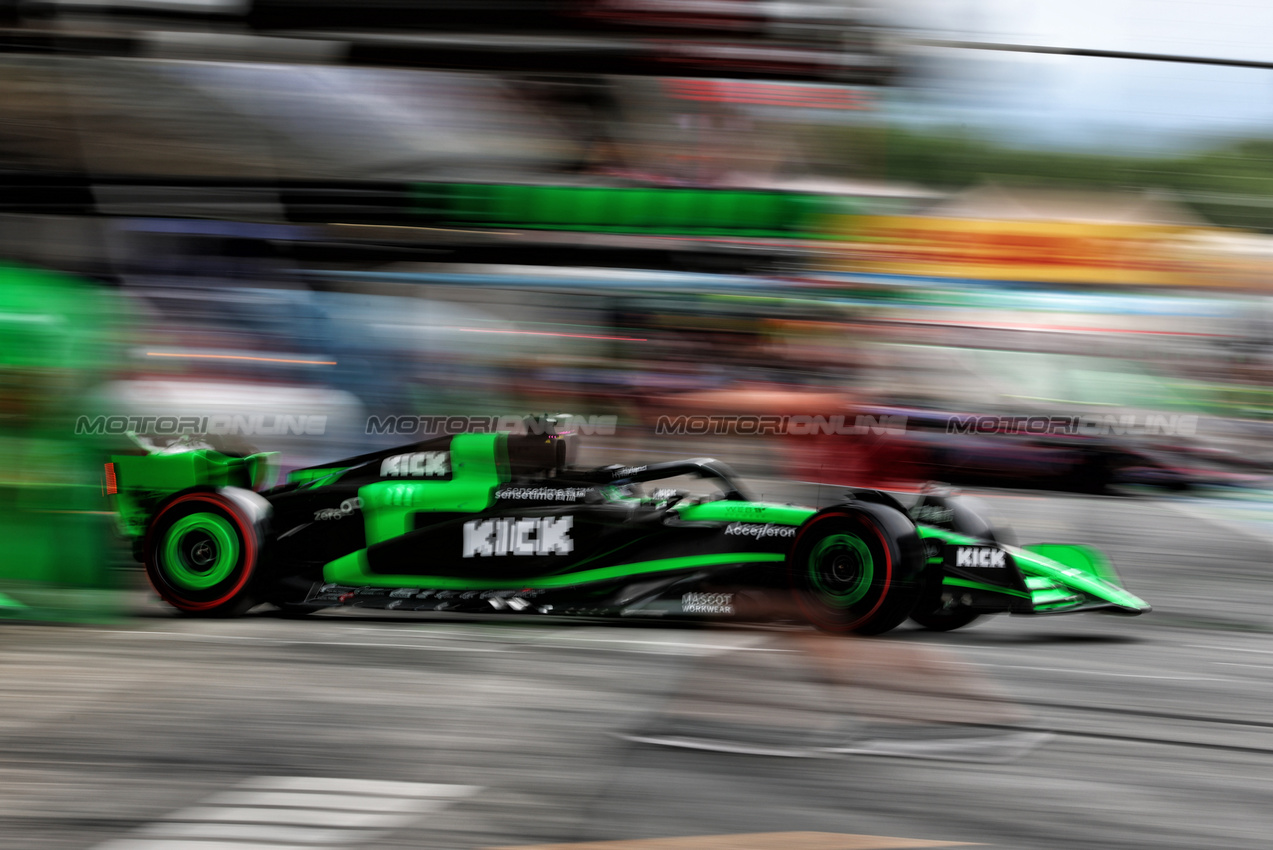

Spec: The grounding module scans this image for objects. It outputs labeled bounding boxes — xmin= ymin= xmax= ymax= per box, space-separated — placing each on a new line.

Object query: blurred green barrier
xmin=0 ymin=481 xmax=121 ymax=623
xmin=411 ymin=182 xmax=841 ymax=238
xmin=0 ymin=264 xmax=128 ymax=622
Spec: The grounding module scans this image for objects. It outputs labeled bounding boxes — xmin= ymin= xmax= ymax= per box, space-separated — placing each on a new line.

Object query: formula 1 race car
xmin=105 ymin=424 xmax=1150 ymax=634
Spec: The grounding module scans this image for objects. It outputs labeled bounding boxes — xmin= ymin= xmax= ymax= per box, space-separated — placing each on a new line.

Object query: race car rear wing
xmin=105 ymin=438 xmax=277 ymax=540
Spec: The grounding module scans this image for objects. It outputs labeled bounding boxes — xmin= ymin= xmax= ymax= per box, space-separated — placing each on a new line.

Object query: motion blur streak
xmin=452 ymin=329 xmax=650 ymax=342
xmin=145 ymin=353 xmax=340 ymax=365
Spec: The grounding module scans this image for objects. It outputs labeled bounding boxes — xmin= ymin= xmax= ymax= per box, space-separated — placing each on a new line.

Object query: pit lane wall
xmin=834 ymin=214 xmax=1235 ymax=288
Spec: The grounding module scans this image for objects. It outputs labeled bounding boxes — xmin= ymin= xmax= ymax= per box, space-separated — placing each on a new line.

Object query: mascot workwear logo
xmin=955 ymin=546 xmax=1007 ymax=569
xmin=380 ymin=451 xmax=449 ymax=478
xmin=681 ymin=592 xmax=734 ymax=614
xmin=463 ymin=516 xmax=574 ymax=557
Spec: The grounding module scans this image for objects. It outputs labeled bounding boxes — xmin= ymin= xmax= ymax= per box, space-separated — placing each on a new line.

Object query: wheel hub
xmin=827 ymin=551 xmax=861 ymax=586
xmin=160 ymin=511 xmax=240 ymax=591
xmin=807 ymin=532 xmax=875 ymax=608
xmin=188 ymin=536 xmax=216 ymax=568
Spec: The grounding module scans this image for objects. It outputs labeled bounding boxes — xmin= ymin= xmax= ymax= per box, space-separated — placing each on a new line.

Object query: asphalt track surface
xmin=5 ymin=487 xmax=1273 ymax=850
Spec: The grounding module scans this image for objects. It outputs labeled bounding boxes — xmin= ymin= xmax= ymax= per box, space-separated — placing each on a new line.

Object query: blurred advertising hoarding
xmin=835 ymin=214 xmax=1235 ymax=288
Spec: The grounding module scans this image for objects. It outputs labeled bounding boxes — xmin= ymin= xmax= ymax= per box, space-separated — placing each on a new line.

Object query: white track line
xmin=236 ymin=776 xmax=480 ymax=797
xmin=95 ymin=842 xmax=316 ymax=850
xmin=1186 ymin=643 xmax=1273 ymax=655
xmin=953 ymin=660 xmax=1227 ymax=681
xmin=200 ymin=791 xmax=441 ymax=812
xmin=549 ymin=636 xmax=791 ymax=653
xmin=92 ymin=777 xmax=479 ymax=850
xmin=159 ymin=807 xmax=416 ymax=829
xmin=135 ymin=822 xmax=374 ymax=845
xmin=94 ymin=630 xmax=509 ymax=652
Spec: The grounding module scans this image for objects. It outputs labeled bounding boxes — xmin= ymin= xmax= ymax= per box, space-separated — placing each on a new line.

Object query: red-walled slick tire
xmin=789 ymin=505 xmax=924 ymax=636
xmin=144 ymin=490 xmax=265 ymax=617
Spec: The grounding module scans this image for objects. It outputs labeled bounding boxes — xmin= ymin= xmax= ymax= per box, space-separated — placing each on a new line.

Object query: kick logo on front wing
xmin=463 ymin=516 xmax=574 ymax=557
xmin=954 ymin=546 xmax=1007 ymax=569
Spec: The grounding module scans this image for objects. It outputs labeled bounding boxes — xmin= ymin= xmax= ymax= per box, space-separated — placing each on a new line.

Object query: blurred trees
xmin=815 ymin=125 xmax=1273 ymax=232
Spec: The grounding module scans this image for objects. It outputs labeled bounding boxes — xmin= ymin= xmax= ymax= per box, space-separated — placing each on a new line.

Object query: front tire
xmin=144 ymin=492 xmax=263 ymax=617
xmin=789 ymin=507 xmax=924 ymax=635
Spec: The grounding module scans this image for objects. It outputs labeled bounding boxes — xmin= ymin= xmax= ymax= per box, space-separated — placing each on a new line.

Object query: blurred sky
xmin=889 ymin=0 xmax=1273 ymax=150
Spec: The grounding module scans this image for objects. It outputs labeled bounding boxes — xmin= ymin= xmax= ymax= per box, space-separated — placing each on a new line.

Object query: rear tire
xmin=144 ymin=492 xmax=263 ymax=617
xmin=789 ymin=507 xmax=924 ymax=636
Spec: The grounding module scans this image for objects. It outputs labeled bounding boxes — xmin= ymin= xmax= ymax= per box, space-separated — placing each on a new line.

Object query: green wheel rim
xmin=161 ymin=512 xmax=240 ymax=590
xmin=808 ymin=532 xmax=874 ymax=608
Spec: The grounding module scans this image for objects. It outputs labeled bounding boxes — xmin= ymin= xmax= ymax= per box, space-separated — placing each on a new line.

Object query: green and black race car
xmin=105 ymin=423 xmax=1149 ymax=634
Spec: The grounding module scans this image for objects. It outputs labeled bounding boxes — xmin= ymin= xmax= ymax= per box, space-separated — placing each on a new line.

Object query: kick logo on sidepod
xmin=463 ymin=516 xmax=574 ymax=557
